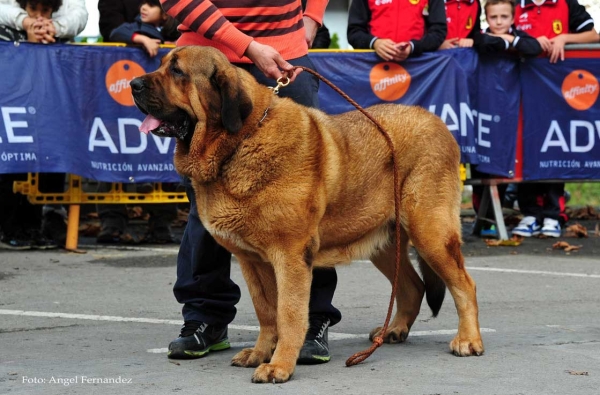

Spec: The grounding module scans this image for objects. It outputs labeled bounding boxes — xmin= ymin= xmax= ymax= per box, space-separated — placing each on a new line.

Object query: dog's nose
xmin=130 ymin=78 xmax=146 ymax=92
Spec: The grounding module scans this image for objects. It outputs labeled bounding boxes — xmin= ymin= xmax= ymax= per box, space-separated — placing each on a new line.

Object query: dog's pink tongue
xmin=140 ymin=115 xmax=161 ymax=134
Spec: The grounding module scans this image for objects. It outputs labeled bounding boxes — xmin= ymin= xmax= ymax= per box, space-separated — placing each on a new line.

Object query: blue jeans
xmin=174 ymin=55 xmax=341 ymax=327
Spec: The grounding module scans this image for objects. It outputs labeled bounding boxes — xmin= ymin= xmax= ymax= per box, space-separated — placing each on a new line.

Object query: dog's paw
xmin=369 ymin=326 xmax=409 ymax=344
xmin=251 ymin=363 xmax=292 ymax=384
xmin=449 ymin=335 xmax=484 ymax=356
xmin=231 ymin=348 xmax=270 ymax=368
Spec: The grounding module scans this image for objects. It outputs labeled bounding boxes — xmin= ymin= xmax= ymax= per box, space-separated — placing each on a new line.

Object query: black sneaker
xmin=297 ymin=314 xmax=331 ymax=364
xmin=168 ymin=321 xmax=230 ymax=359
xmin=27 ymin=229 xmax=58 ymax=250
xmin=0 ymin=233 xmax=31 ymax=250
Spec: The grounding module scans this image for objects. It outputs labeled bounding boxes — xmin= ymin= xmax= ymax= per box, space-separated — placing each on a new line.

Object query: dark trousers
xmin=173 ymin=55 xmax=341 ymax=327
xmin=0 ymin=173 xmax=41 ymax=235
xmin=517 ymin=182 xmax=568 ymax=225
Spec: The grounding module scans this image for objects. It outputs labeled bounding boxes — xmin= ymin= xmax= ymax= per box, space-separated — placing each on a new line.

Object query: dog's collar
xmin=258 ymin=107 xmax=269 ymax=125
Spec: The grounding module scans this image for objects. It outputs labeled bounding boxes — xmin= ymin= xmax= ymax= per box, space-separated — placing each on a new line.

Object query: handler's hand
xmin=303 ymin=16 xmax=318 ymax=48
xmin=244 ymin=41 xmax=301 ymax=82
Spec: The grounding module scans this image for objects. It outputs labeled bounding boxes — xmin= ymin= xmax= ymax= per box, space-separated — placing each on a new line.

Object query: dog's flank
xmin=131 ymin=46 xmax=483 ymax=383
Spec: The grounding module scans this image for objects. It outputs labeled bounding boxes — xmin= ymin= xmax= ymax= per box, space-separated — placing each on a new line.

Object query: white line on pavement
xmin=466 ymin=266 xmax=600 ymax=278
xmin=355 ymin=260 xmax=600 ymax=278
xmin=0 ymin=309 xmax=495 ymax=343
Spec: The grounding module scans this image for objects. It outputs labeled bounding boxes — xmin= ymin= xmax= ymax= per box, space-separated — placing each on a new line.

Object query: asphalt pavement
xmin=1 ymin=217 xmax=599 ymax=395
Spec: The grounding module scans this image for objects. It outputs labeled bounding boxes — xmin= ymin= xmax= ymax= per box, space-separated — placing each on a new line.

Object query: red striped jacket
xmin=160 ymin=0 xmax=327 ymax=63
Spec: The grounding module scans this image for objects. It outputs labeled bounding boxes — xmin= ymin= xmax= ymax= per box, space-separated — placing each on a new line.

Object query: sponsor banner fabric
xmin=520 ymin=57 xmax=600 ymax=180
xmin=1 ymin=43 xmax=554 ymax=181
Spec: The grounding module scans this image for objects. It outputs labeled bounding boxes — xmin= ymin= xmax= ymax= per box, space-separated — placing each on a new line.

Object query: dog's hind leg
xmin=369 ymin=226 xmax=425 ymax=344
xmin=410 ymin=218 xmax=484 ymax=357
xmin=232 ymin=259 xmax=278 ymax=368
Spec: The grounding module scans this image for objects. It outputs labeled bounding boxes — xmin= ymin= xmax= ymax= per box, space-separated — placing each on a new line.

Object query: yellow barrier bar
xmin=13 ymin=173 xmax=188 ymax=205
xmin=13 ymin=173 xmax=188 ymax=251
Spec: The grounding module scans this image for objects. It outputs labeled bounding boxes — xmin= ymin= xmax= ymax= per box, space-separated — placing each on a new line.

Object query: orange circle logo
xmin=370 ymin=62 xmax=411 ymax=102
xmin=105 ymin=60 xmax=146 ymax=106
xmin=561 ymin=70 xmax=599 ymax=111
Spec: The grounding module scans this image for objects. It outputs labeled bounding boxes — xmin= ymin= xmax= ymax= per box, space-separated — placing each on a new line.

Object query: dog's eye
xmin=171 ymin=65 xmax=184 ymax=76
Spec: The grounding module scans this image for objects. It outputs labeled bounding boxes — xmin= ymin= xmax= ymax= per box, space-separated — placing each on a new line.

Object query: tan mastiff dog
xmin=131 ymin=46 xmax=483 ymax=383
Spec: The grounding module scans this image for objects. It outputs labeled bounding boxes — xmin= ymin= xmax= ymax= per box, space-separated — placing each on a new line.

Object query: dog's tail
xmin=418 ymin=257 xmax=446 ymax=317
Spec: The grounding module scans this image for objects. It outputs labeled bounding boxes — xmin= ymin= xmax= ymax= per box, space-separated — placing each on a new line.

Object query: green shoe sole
xmin=168 ymin=339 xmax=231 ymax=359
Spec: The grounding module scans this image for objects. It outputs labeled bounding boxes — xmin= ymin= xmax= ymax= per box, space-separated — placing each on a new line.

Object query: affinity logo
xmin=105 ymin=60 xmax=146 ymax=106
xmin=369 ymin=62 xmax=411 ymax=101
xmin=561 ymin=70 xmax=599 ymax=111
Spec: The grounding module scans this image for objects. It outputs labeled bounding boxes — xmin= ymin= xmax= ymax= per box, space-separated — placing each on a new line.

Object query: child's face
xmin=140 ymin=3 xmax=165 ymax=26
xmin=486 ymin=3 xmax=514 ymax=34
xmin=26 ymin=3 xmax=53 ymax=19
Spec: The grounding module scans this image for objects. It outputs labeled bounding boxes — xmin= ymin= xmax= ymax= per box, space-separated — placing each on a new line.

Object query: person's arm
xmin=473 ymin=30 xmax=510 ymax=54
xmin=410 ymin=0 xmax=447 ymax=56
xmin=50 ymin=0 xmax=88 ymax=39
xmin=347 ymin=0 xmax=376 ymax=49
xmin=109 ymin=21 xmax=137 ymax=43
xmin=512 ymin=29 xmax=543 ymax=57
xmin=160 ymin=0 xmax=253 ymax=57
xmin=0 ymin=0 xmax=28 ymax=31
xmin=98 ymin=0 xmax=128 ymax=41
xmin=160 ymin=0 xmax=302 ymax=81
xmin=566 ymin=0 xmax=596 ymax=35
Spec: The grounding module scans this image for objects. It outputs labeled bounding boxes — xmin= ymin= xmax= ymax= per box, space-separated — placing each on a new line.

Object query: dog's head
xmin=131 ymin=46 xmax=253 ymax=143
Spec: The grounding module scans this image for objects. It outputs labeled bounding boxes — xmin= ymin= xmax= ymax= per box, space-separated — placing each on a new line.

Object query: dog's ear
xmin=214 ymin=67 xmax=253 ymax=134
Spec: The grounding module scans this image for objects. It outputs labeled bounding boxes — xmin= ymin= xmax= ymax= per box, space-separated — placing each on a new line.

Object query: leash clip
xmin=269 ymin=76 xmax=290 ymax=95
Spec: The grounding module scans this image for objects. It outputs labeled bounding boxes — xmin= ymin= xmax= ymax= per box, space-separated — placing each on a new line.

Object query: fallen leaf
xmin=484 ymin=235 xmax=523 ymax=247
xmin=552 ymin=241 xmax=570 ymax=249
xmin=564 ymin=223 xmax=588 ymax=238
xmin=566 ymin=205 xmax=600 ymax=220
xmin=552 ymin=241 xmax=582 ymax=251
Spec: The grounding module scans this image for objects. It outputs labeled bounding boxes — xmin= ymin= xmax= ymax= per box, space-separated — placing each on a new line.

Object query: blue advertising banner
xmin=0 ymin=43 xmax=544 ymax=181
xmin=0 ymin=42 xmax=177 ymax=182
xmin=311 ymin=49 xmax=480 ymax=165
xmin=468 ymin=53 xmax=520 ymax=177
xmin=520 ymin=57 xmax=600 ymax=180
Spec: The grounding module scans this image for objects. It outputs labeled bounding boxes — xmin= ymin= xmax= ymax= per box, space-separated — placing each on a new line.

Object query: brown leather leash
xmin=281 ymin=66 xmax=405 ymax=367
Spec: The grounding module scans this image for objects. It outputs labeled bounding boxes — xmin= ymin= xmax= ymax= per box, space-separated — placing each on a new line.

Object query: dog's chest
xmin=195 ymin=191 xmax=261 ymax=256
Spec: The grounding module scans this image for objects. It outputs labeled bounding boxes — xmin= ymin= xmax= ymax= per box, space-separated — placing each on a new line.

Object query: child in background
xmin=512 ymin=0 xmax=598 ymax=238
xmin=470 ymin=0 xmax=542 ymax=238
xmin=440 ymin=0 xmax=481 ymax=49
xmin=474 ymin=0 xmax=542 ymax=56
xmin=0 ymin=0 xmax=62 ymax=42
xmin=109 ymin=0 xmax=179 ymax=57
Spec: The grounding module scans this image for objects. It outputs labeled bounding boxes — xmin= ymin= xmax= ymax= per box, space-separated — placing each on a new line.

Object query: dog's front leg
xmin=251 ymin=252 xmax=312 ymax=384
xmin=232 ymin=260 xmax=278 ymax=367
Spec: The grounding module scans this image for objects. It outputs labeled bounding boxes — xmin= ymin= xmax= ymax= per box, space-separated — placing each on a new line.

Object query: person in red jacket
xmin=512 ymin=0 xmax=598 ymax=238
xmin=515 ymin=0 xmax=599 ymax=63
xmin=347 ymin=0 xmax=447 ymax=61
xmin=440 ymin=0 xmax=481 ymax=49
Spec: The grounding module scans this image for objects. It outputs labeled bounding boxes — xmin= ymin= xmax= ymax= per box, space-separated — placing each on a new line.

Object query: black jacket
xmin=99 ymin=0 xmax=143 ymax=42
xmin=110 ymin=15 xmax=164 ymax=43
xmin=474 ymin=26 xmax=542 ymax=57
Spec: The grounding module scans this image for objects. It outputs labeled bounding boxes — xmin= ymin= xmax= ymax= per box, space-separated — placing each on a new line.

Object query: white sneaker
xmin=512 ymin=216 xmax=541 ymax=237
xmin=541 ymin=218 xmax=561 ymax=238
